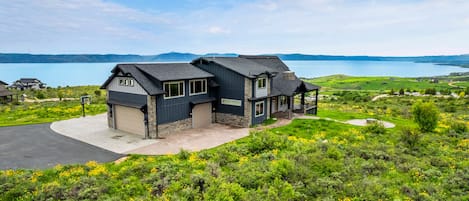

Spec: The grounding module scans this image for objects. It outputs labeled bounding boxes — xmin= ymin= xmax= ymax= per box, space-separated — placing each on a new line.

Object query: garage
xmin=114 ymin=105 xmax=145 ymax=136
xmin=192 ymin=103 xmax=212 ymax=128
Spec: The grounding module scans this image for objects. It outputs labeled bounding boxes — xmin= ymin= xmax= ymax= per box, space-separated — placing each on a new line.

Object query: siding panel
xmin=107 ymin=77 xmax=147 ymax=95
xmin=194 ymin=63 xmax=245 ymax=116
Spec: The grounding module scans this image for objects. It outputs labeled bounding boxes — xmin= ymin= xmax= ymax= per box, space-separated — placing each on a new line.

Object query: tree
xmin=399 ymin=88 xmax=405 ymax=95
xmin=411 ymin=101 xmax=439 ymax=132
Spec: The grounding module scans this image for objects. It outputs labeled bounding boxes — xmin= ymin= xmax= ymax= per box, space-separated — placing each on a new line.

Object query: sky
xmin=1 ymin=0 xmax=469 ymax=56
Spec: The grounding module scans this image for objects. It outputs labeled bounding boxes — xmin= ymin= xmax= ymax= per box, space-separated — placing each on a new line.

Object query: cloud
xmin=208 ymin=26 xmax=231 ymax=34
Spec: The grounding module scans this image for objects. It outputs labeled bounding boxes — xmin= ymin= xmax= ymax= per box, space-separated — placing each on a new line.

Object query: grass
xmin=0 ymin=86 xmax=107 ymax=127
xmin=1 ymin=79 xmax=469 ymax=200
xmin=305 ymin=74 xmax=466 ymax=92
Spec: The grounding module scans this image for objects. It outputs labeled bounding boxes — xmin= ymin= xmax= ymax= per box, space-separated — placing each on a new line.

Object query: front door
xmin=192 ymin=103 xmax=212 ymax=128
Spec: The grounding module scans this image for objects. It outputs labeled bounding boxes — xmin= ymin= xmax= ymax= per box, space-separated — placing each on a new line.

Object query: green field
xmin=1 ymin=79 xmax=469 ymax=200
xmin=306 ymin=74 xmax=469 ymax=93
xmin=0 ymin=86 xmax=107 ymax=127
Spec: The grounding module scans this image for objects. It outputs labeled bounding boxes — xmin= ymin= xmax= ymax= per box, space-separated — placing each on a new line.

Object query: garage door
xmin=192 ymin=103 xmax=212 ymax=128
xmin=115 ymin=105 xmax=145 ymax=136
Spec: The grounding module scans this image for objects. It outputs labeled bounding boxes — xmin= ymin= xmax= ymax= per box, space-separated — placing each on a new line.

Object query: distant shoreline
xmin=0 ymin=52 xmax=468 ymax=68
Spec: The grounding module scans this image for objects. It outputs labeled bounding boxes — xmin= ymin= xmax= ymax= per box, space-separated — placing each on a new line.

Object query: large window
xmin=164 ymin=81 xmax=184 ymax=99
xmin=257 ymin=77 xmax=266 ymax=89
xmin=189 ymin=79 xmax=207 ymax=95
xmin=255 ymin=101 xmax=264 ymax=117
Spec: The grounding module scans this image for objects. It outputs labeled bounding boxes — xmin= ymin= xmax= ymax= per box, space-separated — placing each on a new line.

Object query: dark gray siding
xmin=108 ymin=91 xmax=147 ymax=108
xmin=252 ymin=99 xmax=267 ymax=125
xmin=194 ymin=63 xmax=245 ymax=116
xmin=157 ymin=79 xmax=212 ymax=124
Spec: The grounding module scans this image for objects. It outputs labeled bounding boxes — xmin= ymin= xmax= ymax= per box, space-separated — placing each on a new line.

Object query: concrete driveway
xmin=51 ymin=114 xmax=249 ymax=155
xmin=0 ymin=124 xmax=122 ymax=170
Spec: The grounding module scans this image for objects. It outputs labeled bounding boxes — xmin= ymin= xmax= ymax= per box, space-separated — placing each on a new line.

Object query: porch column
xmin=315 ymin=89 xmax=319 ymax=115
xmin=288 ymin=96 xmax=293 ymax=119
xmin=301 ymin=93 xmax=305 ymax=110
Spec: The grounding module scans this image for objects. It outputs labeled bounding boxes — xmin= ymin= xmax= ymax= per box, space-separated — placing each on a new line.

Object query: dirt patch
xmin=346 ymin=119 xmax=395 ymax=128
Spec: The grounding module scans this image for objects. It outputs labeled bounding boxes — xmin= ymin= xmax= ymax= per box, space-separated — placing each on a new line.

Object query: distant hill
xmin=1 ymin=52 xmax=468 ymax=67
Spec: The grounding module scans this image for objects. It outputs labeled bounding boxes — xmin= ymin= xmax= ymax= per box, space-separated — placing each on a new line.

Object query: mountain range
xmin=1 ymin=52 xmax=468 ymax=67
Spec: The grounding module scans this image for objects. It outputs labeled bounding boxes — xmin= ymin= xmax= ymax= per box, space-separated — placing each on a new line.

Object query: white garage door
xmin=115 ymin=105 xmax=145 ymax=136
xmin=192 ymin=103 xmax=212 ymax=128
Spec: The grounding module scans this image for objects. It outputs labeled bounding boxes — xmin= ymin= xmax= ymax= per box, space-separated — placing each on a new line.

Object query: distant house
xmin=101 ymin=55 xmax=320 ymax=138
xmin=0 ymin=80 xmax=8 ymax=87
xmin=0 ymin=85 xmax=13 ymax=103
xmin=10 ymin=78 xmax=46 ymax=90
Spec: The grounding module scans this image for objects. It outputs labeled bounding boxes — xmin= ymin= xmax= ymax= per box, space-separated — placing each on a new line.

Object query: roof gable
xmin=193 ymin=57 xmax=277 ymax=78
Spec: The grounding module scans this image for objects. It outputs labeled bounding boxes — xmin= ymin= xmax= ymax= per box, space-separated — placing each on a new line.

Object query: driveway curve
xmin=0 ymin=124 xmax=122 ymax=170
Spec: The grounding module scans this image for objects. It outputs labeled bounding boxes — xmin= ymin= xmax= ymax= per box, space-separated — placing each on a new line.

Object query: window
xmin=257 ymin=77 xmax=266 ymax=89
xmin=280 ymin=96 xmax=287 ymax=106
xmin=164 ymin=81 xmax=184 ymax=99
xmin=189 ymin=79 xmax=207 ymax=95
xmin=118 ymin=78 xmax=134 ymax=87
xmin=255 ymin=101 xmax=264 ymax=117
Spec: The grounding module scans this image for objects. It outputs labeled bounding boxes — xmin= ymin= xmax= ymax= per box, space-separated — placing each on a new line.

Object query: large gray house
xmin=101 ymin=55 xmax=319 ymax=138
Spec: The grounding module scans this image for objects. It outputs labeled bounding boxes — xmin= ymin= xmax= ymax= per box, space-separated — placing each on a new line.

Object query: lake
xmin=0 ymin=60 xmax=467 ymax=87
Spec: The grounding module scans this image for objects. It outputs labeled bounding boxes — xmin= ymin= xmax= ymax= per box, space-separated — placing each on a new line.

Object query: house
xmin=9 ymin=78 xmax=46 ymax=90
xmin=101 ymin=55 xmax=319 ymax=138
xmin=0 ymin=80 xmax=8 ymax=88
xmin=0 ymin=85 xmax=13 ymax=104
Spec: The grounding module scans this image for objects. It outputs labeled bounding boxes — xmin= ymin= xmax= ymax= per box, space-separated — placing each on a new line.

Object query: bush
xmin=400 ymin=127 xmax=421 ymax=149
xmin=362 ymin=122 xmax=386 ymax=135
xmin=450 ymin=121 xmax=468 ymax=134
xmin=411 ymin=101 xmax=439 ymax=132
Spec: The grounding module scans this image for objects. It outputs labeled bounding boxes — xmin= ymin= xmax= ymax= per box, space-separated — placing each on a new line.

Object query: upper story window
xmin=119 ymin=78 xmax=134 ymax=87
xmin=164 ymin=81 xmax=185 ymax=99
xmin=189 ymin=79 xmax=207 ymax=96
xmin=257 ymin=77 xmax=266 ymax=89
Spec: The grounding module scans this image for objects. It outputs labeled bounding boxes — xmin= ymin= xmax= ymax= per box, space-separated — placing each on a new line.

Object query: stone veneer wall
xmin=147 ymin=95 xmax=157 ymax=139
xmin=157 ymin=118 xmax=192 ymax=137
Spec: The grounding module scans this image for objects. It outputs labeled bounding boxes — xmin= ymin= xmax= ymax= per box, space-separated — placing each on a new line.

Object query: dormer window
xmin=257 ymin=77 xmax=266 ymax=89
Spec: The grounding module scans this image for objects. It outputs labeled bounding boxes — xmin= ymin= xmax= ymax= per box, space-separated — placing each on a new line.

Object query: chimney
xmin=283 ymin=71 xmax=296 ymax=80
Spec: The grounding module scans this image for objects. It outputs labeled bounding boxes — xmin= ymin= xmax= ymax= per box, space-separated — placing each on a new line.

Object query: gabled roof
xmin=19 ymin=78 xmax=40 ymax=83
xmin=192 ymin=57 xmax=277 ymax=78
xmin=238 ymin=55 xmax=290 ymax=72
xmin=242 ymin=55 xmax=320 ymax=96
xmin=0 ymin=85 xmax=12 ymax=97
xmin=136 ymin=63 xmax=214 ymax=81
xmin=101 ymin=63 xmax=214 ymax=95
xmin=0 ymin=80 xmax=7 ymax=85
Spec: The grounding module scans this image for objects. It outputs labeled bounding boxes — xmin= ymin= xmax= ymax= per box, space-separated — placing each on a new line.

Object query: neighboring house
xmin=0 ymin=85 xmax=13 ymax=104
xmin=10 ymin=78 xmax=46 ymax=90
xmin=101 ymin=55 xmax=319 ymax=138
xmin=0 ymin=80 xmax=8 ymax=88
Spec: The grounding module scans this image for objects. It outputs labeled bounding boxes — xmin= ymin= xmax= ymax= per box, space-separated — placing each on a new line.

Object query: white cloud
xmin=208 ymin=26 xmax=231 ymax=34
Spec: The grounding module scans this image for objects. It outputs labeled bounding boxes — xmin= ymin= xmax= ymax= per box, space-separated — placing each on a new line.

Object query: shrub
xmin=361 ymin=122 xmax=386 ymax=135
xmin=450 ymin=121 xmax=468 ymax=134
xmin=411 ymin=101 xmax=439 ymax=132
xmin=94 ymin=90 xmax=102 ymax=97
xmin=400 ymin=127 xmax=421 ymax=149
xmin=424 ymin=88 xmax=436 ymax=95
xmin=399 ymin=88 xmax=405 ymax=95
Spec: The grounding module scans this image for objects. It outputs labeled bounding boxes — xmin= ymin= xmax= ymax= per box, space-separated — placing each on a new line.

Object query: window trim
xmin=163 ymin=81 xmax=185 ymax=99
xmin=189 ymin=79 xmax=207 ymax=96
xmin=255 ymin=101 xmax=265 ymax=117
xmin=257 ymin=77 xmax=267 ymax=89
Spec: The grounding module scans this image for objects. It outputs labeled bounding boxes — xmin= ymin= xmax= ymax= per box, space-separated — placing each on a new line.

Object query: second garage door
xmin=192 ymin=103 xmax=212 ymax=128
xmin=115 ymin=105 xmax=145 ymax=136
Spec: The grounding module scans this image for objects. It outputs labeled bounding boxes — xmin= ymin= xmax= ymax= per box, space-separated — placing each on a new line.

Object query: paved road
xmin=0 ymin=124 xmax=123 ymax=170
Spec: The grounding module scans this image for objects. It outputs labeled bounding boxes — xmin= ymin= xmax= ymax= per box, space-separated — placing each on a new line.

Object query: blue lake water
xmin=0 ymin=60 xmax=467 ymax=87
